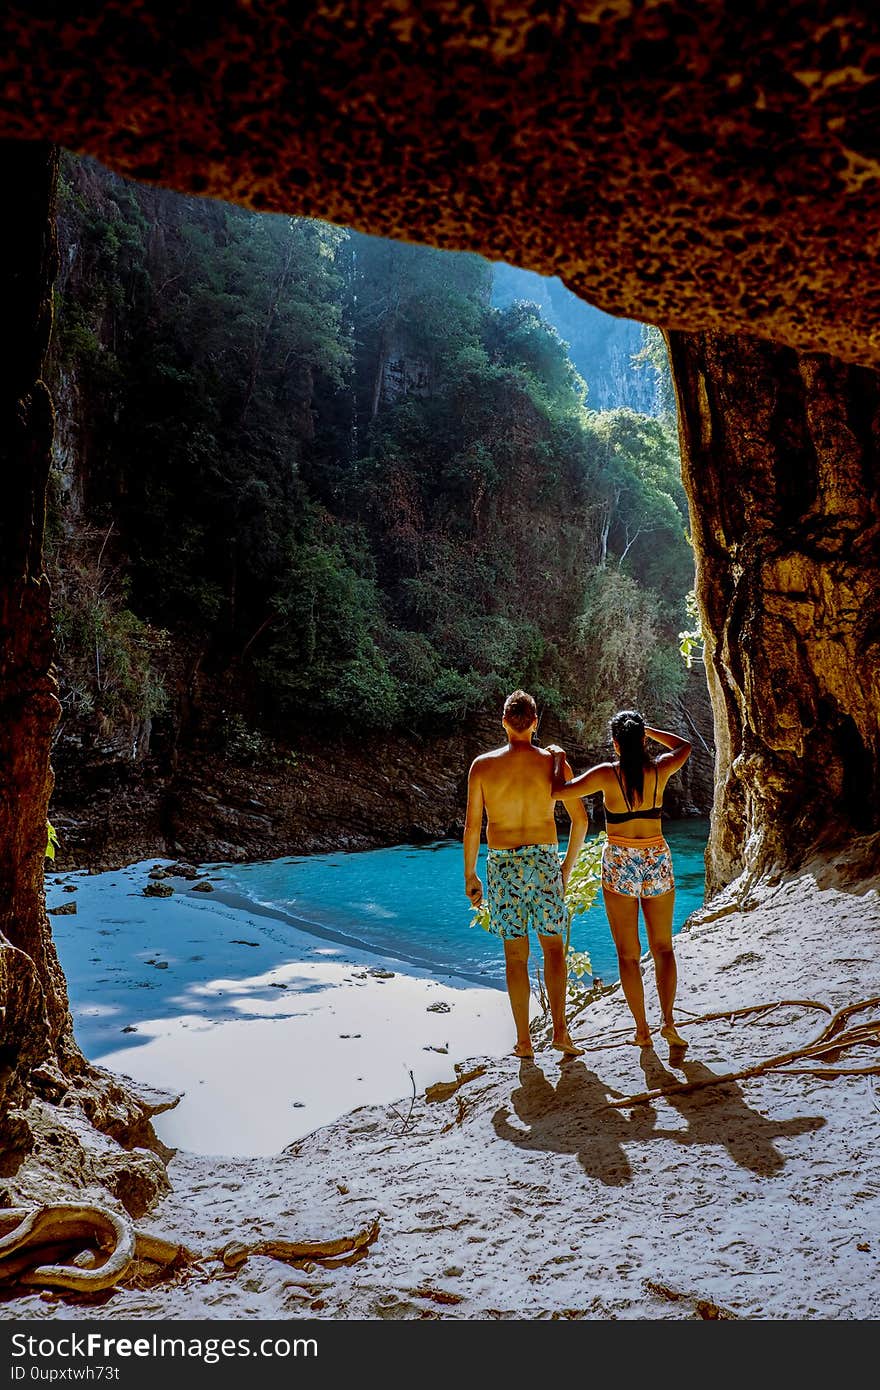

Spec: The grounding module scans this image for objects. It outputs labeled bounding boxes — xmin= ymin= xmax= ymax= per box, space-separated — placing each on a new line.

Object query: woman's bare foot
xmin=660 ymin=1022 xmax=688 ymax=1051
xmin=626 ymin=1029 xmax=653 ymax=1047
xmin=513 ymin=1040 xmax=534 ymax=1059
xmin=552 ymin=1031 xmax=584 ymax=1057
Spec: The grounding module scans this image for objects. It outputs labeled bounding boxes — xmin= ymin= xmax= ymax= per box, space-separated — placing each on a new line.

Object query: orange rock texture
xmin=0 ymin=2 xmax=879 ymax=365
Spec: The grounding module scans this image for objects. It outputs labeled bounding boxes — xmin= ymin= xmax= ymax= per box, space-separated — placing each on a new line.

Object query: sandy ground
xmin=11 ymin=848 xmax=880 ymax=1320
xmin=43 ymin=861 xmax=512 ymax=1155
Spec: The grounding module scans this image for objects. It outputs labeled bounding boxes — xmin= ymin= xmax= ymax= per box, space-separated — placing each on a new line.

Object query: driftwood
xmin=218 ymin=1215 xmax=380 ymax=1272
xmin=608 ymin=995 xmax=880 ymax=1108
xmin=425 ymin=1065 xmax=486 ymax=1103
xmin=0 ymin=1202 xmax=379 ymax=1295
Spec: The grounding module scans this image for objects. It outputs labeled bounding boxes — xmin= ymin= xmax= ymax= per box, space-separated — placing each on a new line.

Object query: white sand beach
xmin=20 ymin=843 xmax=880 ymax=1320
xmin=46 ymin=860 xmax=512 ymax=1157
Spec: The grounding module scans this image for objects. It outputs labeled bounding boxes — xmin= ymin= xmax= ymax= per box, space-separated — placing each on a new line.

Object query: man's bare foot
xmin=661 ymin=1023 xmax=688 ymax=1051
xmin=513 ymin=1040 xmax=534 ymax=1059
xmin=552 ymin=1032 xmax=584 ymax=1057
xmin=626 ymin=1030 xmax=653 ymax=1047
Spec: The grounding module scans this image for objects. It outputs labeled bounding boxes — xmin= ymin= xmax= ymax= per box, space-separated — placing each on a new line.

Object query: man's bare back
xmin=462 ymin=690 xmax=589 ymax=1060
xmin=470 ymin=741 xmax=559 ymax=849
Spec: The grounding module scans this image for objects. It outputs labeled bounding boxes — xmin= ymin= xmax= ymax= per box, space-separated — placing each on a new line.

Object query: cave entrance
xmin=37 ymin=152 xmax=721 ymax=1154
xmin=3 ymin=4 xmax=880 ymax=1161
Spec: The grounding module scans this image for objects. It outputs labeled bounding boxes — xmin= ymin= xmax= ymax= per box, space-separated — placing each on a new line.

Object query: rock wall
xmin=0 ymin=141 xmax=69 ymax=1131
xmin=667 ymin=330 xmax=880 ymax=894
xmin=0 ymin=142 xmax=171 ymax=1205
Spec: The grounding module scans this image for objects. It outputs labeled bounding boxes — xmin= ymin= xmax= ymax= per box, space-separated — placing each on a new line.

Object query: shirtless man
xmin=464 ymin=689 xmax=588 ymax=1060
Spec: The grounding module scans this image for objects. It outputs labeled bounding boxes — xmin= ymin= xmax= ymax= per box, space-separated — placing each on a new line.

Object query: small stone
xmin=148 ymin=868 xmax=168 ymax=880
xmin=291 ymin=1101 xmax=306 ymax=1108
xmin=121 ymin=1025 xmax=138 ymax=1033
xmin=49 ymin=902 xmax=77 ymax=916
xmin=192 ymin=880 xmax=214 ymax=892
xmin=62 ymin=885 xmax=78 ymax=893
xmin=169 ymin=862 xmax=199 ymax=880
xmin=144 ymin=882 xmax=174 ymax=898
xmin=369 ymin=968 xmax=395 ymax=979
xmin=427 ymin=1001 xmax=451 ymax=1013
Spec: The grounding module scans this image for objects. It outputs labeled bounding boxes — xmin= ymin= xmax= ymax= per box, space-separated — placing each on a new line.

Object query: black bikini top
xmin=604 ymin=765 xmax=662 ymax=825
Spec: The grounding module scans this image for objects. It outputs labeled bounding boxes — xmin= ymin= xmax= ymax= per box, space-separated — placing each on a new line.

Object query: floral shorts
xmin=487 ymin=844 xmax=566 ymax=940
xmin=601 ymin=836 xmax=674 ymax=898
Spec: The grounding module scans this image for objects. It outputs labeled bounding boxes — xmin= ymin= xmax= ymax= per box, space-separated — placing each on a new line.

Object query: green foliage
xmin=218 ymin=712 xmax=270 ymax=766
xmin=679 ymin=589 xmax=706 ymax=669
xmin=46 ymin=518 xmax=169 ymax=745
xmin=50 ymin=155 xmax=695 ymax=751
xmin=45 ymin=822 xmax=60 ymax=861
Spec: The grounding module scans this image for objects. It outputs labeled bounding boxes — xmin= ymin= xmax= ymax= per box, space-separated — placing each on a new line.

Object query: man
xmin=464 ymin=689 xmax=588 ymax=1059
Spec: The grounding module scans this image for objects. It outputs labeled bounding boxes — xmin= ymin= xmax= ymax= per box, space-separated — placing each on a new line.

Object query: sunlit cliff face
xmin=1 ymin=2 xmax=879 ymax=365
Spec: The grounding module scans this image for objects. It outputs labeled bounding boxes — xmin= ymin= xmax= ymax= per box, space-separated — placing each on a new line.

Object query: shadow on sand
xmin=491 ymin=1047 xmax=825 ymax=1186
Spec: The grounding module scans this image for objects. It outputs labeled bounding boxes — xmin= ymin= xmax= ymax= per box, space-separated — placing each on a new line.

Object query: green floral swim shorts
xmin=486 ymin=843 xmax=567 ymax=941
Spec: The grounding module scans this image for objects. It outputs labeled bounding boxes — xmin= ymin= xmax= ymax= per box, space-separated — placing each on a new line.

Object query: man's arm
xmin=463 ymin=759 xmax=485 ymax=906
xmin=558 ymin=758 xmax=588 ymax=893
xmin=547 ymin=744 xmax=606 ymax=801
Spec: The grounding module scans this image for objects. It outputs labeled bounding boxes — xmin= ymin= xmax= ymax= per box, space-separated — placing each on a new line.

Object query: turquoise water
xmin=218 ymin=820 xmax=709 ymax=989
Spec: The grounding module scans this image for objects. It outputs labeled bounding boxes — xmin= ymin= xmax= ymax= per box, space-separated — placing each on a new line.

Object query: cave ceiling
xmin=1 ymin=2 xmax=879 ymax=365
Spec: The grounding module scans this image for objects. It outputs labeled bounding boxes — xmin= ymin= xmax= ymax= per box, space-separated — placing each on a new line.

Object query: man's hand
xmin=545 ymin=743 xmax=566 ymax=758
xmin=561 ymin=860 xmax=571 ymax=894
xmin=465 ymin=872 xmax=483 ymax=907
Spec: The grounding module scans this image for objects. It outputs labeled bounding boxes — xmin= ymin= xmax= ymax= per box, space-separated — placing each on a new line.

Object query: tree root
xmin=643 ymin=1278 xmax=738 ymax=1319
xmin=0 ymin=1205 xmax=135 ymax=1293
xmin=570 ymin=997 xmax=832 ymax=1052
xmin=425 ymin=1065 xmax=486 ymax=1103
xmin=0 ymin=1202 xmax=379 ymax=1295
xmin=608 ymin=996 xmax=880 ymax=1107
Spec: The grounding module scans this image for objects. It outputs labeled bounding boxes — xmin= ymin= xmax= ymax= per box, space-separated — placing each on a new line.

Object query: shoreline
xmin=203 ymin=877 xmax=503 ymax=991
xmin=25 ymin=843 xmax=880 ymax=1319
xmin=46 ymin=858 xmax=513 ymax=1158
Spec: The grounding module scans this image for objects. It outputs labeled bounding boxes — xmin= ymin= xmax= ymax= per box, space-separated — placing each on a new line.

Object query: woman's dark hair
xmin=610 ymin=709 xmax=648 ymax=808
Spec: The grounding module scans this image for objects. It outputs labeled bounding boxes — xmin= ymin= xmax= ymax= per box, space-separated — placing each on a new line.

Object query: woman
xmin=551 ymin=711 xmax=692 ymax=1053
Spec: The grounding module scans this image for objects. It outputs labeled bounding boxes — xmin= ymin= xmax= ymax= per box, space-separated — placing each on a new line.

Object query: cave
xmin=1 ymin=2 xmax=879 ymax=1302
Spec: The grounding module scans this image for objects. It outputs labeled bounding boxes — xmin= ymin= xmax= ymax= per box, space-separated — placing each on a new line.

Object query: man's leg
xmin=539 ymin=934 xmax=584 ymax=1056
xmin=503 ymin=935 xmax=533 ymax=1057
xmin=603 ymin=887 xmax=651 ymax=1045
xmin=642 ymin=892 xmax=687 ymax=1050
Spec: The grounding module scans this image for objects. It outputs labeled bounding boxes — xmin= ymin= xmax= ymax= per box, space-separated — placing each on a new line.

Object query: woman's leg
xmin=641 ymin=891 xmax=686 ymax=1047
xmin=603 ymin=888 xmax=650 ymax=1045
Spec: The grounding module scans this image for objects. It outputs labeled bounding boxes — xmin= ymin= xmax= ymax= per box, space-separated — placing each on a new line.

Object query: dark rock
xmin=168 ymin=862 xmax=199 ymax=880
xmin=143 ymin=881 xmax=173 ymax=898
xmin=48 ymin=901 xmax=77 ymax=916
xmin=191 ymin=880 xmax=214 ymax=892
xmin=147 ymin=867 xmax=167 ymax=880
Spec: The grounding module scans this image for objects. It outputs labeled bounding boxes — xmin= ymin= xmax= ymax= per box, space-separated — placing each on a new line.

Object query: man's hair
xmin=502 ymin=689 xmax=538 ymax=732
